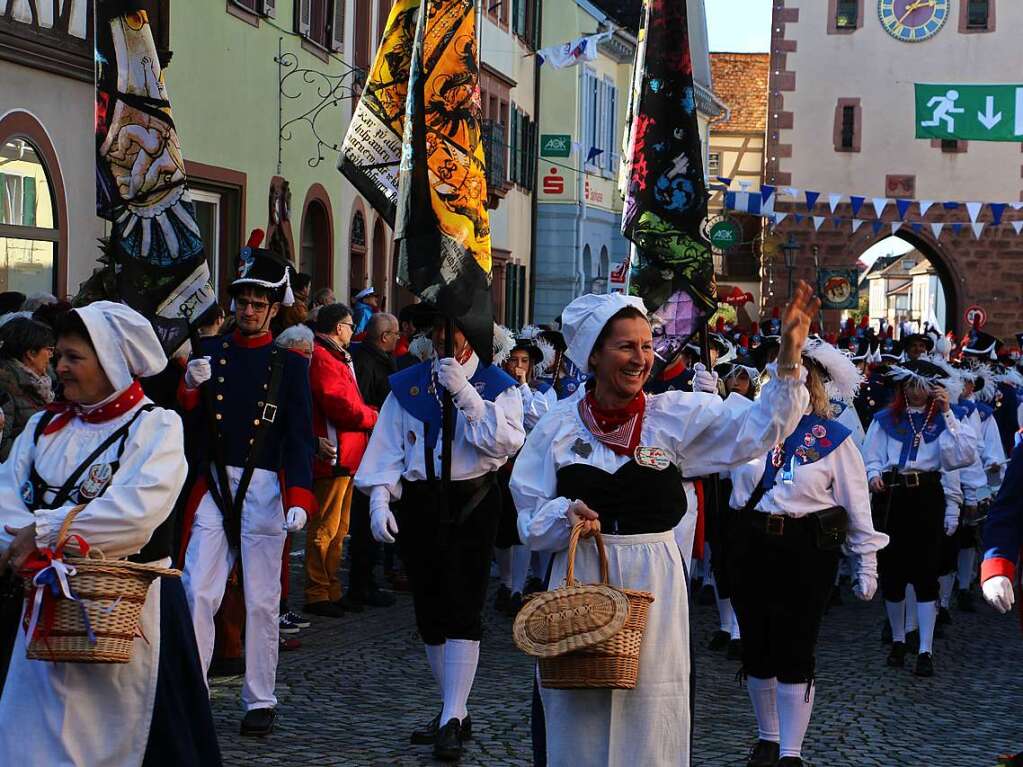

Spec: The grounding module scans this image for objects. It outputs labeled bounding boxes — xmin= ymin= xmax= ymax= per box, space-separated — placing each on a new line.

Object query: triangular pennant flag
xmin=871 ymin=197 xmax=890 ymax=219
xmin=784 ymin=186 xmax=799 ymax=199
xmin=828 ymin=193 xmax=842 ymax=213
xmin=1012 ymin=221 xmax=1023 ymax=235
xmin=965 ymin=202 xmax=983 ymax=223
xmin=944 ymin=201 xmax=960 ymax=210
xmin=1011 ymin=202 xmax=1023 ymax=211
xmin=761 ymin=193 xmax=775 ymax=216
xmin=911 ymin=222 xmax=923 ymax=234
xmin=972 ymin=222 xmax=985 ymax=239
xmin=952 ymin=223 xmax=963 ymax=235
xmin=990 ymin=203 xmax=1007 ymax=226
xmin=793 ymin=213 xmax=804 ymax=224
xmin=919 ymin=200 xmax=935 ymax=216
xmin=832 ymin=217 xmax=841 ymax=228
xmin=895 ymin=198 xmax=913 ymax=220
xmin=851 ymin=219 xmax=864 ymax=233
xmin=849 ymin=195 xmax=865 ymax=217
xmin=772 ymin=212 xmax=789 ymax=227
xmin=738 ymin=180 xmax=751 ymax=191
xmin=812 ymin=216 xmax=825 ymax=231
xmin=890 ymin=222 xmax=901 ymax=236
xmin=761 ymin=185 xmax=775 ymax=203
xmin=930 ymin=222 xmax=944 ymax=239
xmin=805 ymin=190 xmax=820 ymax=211
xmin=716 ymin=176 xmax=732 ymax=187
xmin=871 ymin=221 xmax=884 ymax=235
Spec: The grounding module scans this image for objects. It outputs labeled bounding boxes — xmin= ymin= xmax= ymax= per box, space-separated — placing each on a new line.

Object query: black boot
xmin=914 ymin=652 xmax=935 ymax=677
xmin=240 ymin=707 xmax=276 ymax=736
xmin=746 ymin=739 xmax=779 ymax=767
xmin=433 ymin=718 xmax=466 ymax=762
xmin=708 ymin=630 xmax=730 ymax=651
xmin=887 ymin=641 xmax=907 ymax=668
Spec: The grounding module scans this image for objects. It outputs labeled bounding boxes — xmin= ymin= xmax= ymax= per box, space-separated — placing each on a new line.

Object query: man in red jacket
xmin=304 ymin=303 xmax=378 ymax=617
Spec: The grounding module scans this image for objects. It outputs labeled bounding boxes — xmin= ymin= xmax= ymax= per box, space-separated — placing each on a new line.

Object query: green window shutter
xmin=22 ymin=176 xmax=36 ymax=227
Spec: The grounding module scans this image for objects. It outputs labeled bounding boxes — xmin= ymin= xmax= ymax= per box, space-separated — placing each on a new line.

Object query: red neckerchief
xmin=578 ymin=389 xmax=645 ymax=456
xmin=43 ymin=380 xmax=145 ymax=436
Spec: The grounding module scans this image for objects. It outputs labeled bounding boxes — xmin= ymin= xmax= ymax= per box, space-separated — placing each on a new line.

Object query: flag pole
xmin=440 ymin=316 xmax=455 ymax=533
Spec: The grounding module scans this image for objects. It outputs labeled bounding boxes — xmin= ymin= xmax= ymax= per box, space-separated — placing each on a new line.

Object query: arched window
xmin=301 ymin=199 xmax=330 ymax=291
xmin=595 ymin=245 xmax=610 ymax=293
xmin=349 ymin=209 xmax=367 ymax=296
xmin=581 ymin=244 xmax=592 ymax=296
xmin=0 ymin=134 xmax=61 ymax=295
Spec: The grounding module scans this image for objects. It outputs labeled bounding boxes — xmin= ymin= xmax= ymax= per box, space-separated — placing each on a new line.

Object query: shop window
xmin=0 ymin=139 xmax=58 ymax=296
xmin=835 ymin=0 xmax=858 ymax=29
xmin=349 ymin=209 xmax=368 ymax=294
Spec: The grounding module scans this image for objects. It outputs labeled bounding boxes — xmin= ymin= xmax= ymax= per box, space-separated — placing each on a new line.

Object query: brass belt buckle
xmin=262 ymin=403 xmax=278 ymax=423
xmin=904 ymin=473 xmax=920 ymax=488
xmin=766 ymin=515 xmax=785 ymax=536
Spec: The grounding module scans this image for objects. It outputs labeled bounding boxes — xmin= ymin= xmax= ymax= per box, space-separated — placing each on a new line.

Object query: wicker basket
xmin=514 ymin=524 xmax=654 ymax=689
xmin=22 ymin=506 xmax=180 ymax=664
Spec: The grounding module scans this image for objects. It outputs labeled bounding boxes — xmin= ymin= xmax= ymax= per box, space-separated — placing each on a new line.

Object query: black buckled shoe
xmin=708 ymin=630 xmax=730 ymax=651
xmin=411 ymin=713 xmax=472 ymax=745
xmin=777 ymin=758 xmax=803 ymax=766
xmin=914 ymin=651 xmax=935 ymax=677
xmin=746 ymin=738 xmax=780 ymax=767
xmin=886 ymin=641 xmax=907 ymax=668
xmin=433 ymin=718 xmax=466 ymax=762
xmin=240 ymin=707 xmax=276 ymax=737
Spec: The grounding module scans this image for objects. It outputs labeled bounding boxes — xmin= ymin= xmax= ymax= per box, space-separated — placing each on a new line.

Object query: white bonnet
xmin=561 ymin=292 xmax=647 ymax=374
xmin=73 ymin=302 xmax=167 ymax=390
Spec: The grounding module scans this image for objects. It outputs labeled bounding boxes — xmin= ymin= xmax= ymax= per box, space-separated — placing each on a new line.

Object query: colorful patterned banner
xmin=338 ymin=0 xmax=420 ymax=224
xmin=394 ymin=0 xmax=493 ymax=362
xmin=619 ymin=0 xmax=715 ymax=366
xmin=91 ymin=2 xmax=215 ymax=353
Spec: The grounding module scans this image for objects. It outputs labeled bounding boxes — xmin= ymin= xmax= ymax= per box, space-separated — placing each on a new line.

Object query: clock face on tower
xmin=878 ymin=0 xmax=949 ymax=42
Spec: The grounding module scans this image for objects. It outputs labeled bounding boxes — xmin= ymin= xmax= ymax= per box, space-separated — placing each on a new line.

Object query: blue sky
xmin=706 ymin=0 xmax=772 ymax=52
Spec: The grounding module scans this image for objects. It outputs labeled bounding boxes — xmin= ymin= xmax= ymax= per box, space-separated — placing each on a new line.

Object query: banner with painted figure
xmin=92 ymin=1 xmax=215 ymax=353
xmin=619 ymin=0 xmax=716 ymax=367
xmin=394 ymin=0 xmax=494 ymax=363
xmin=817 ymin=268 xmax=859 ymax=311
xmin=338 ymin=0 xmax=421 ymax=224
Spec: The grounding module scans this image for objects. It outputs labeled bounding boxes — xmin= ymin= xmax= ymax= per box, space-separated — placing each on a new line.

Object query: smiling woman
xmin=510 ymin=284 xmax=821 ymax=767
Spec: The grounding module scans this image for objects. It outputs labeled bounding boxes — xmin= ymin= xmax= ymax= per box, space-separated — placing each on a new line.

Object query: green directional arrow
xmin=915 ymin=83 xmax=1023 ymax=142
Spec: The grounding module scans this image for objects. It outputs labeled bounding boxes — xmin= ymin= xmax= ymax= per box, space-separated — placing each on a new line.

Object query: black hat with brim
xmin=902 ymin=333 xmax=934 ymax=351
xmin=231 ymin=248 xmax=293 ymax=305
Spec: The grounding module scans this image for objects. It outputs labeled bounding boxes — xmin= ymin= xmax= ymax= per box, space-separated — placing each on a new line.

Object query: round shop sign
xmin=708 ymin=219 xmax=741 ymax=251
xmin=964 ymin=305 xmax=987 ymax=329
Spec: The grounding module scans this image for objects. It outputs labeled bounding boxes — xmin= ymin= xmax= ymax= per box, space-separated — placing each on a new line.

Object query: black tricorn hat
xmin=231 ymin=247 xmax=294 ymax=306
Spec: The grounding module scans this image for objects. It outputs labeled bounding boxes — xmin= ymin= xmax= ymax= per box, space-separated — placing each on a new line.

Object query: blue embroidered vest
xmin=761 ymin=413 xmax=852 ymax=491
xmin=389 ymin=360 xmax=517 ymax=450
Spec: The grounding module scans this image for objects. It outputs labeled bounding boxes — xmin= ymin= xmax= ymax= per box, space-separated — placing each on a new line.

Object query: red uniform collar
xmin=44 ymin=380 xmax=146 ymax=436
xmin=232 ymin=329 xmax=273 ymax=348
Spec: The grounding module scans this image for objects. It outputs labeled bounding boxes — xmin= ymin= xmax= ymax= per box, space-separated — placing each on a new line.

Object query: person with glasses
xmin=178 ymin=246 xmax=315 ymax=737
xmin=303 ymin=304 xmax=378 ymax=618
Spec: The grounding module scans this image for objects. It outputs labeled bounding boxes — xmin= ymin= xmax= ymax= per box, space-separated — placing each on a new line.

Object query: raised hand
xmin=775 ymin=280 xmax=821 ymax=377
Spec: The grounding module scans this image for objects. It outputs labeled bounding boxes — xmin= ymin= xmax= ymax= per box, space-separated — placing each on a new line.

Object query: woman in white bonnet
xmin=0 ymin=301 xmax=221 ymax=766
xmin=511 ymin=283 xmax=820 ymax=767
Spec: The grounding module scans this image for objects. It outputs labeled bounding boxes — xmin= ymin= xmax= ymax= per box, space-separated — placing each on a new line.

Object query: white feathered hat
xmin=887 ymin=358 xmax=963 ymax=403
xmin=802 ymin=337 xmax=863 ymax=404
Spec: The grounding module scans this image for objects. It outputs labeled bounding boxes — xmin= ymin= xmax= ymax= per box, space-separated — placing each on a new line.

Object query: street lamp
xmin=780 ymin=234 xmax=799 ymax=299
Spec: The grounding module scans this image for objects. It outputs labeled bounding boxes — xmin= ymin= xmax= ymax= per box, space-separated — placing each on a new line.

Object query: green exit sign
xmin=915 ymin=83 xmax=1023 ymax=142
xmin=540 ymin=134 xmax=572 ymax=157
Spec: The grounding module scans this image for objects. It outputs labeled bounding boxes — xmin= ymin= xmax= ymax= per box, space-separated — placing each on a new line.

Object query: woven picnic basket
xmin=513 ymin=523 xmax=654 ymax=689
xmin=23 ymin=506 xmax=179 ymax=663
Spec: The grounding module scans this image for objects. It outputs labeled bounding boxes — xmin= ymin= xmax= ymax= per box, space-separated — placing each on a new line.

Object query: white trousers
xmin=182 ymin=467 xmax=286 ymax=711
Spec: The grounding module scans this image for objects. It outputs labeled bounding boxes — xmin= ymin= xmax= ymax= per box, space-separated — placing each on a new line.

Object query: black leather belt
xmin=743 ymin=510 xmax=813 ymax=537
xmin=882 ymin=470 xmax=941 ymax=488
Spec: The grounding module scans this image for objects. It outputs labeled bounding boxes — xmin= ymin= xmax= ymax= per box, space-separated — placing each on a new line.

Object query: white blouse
xmin=511 ymin=367 xmax=810 ymax=552
xmin=729 ymin=434 xmax=888 ymax=556
xmin=355 ymin=353 xmax=525 ymax=510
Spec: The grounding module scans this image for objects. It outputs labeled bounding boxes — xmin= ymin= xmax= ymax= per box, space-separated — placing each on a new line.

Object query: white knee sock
xmin=440 ymin=639 xmax=479 ymax=724
xmin=495 ymin=548 xmax=513 ymax=590
xmin=746 ymin=676 xmax=779 ymax=743
xmin=957 ymin=548 xmax=976 ymax=590
xmin=777 ymin=681 xmax=815 ymax=759
xmin=425 ymin=643 xmax=445 ymax=698
xmin=885 ymin=600 xmax=906 ymax=643
xmin=917 ymin=601 xmax=937 ymax=654
xmin=510 ymin=545 xmax=532 ymax=595
xmin=905 ymin=586 xmax=918 ymax=632
xmin=938 ymin=573 xmax=955 ymax=609
xmin=715 ymin=594 xmax=740 ymax=639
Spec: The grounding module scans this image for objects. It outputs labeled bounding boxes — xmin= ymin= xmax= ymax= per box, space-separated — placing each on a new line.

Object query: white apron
xmin=540 ymin=530 xmax=691 ymax=767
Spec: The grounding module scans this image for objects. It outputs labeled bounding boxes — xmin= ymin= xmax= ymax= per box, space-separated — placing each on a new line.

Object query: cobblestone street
xmin=211 ymin=549 xmax=1023 ymax=766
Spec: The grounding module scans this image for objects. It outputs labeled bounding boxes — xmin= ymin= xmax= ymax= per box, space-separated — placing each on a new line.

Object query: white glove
xmin=983 ymin=575 xmax=1015 ymax=614
xmin=436 ymin=357 xmax=470 ymax=396
xmin=370 ymin=505 xmax=399 ymax=544
xmin=691 ymin=362 xmax=719 ymax=395
xmin=284 ymin=507 xmax=307 ymax=532
xmin=853 ymin=573 xmax=877 ymax=601
xmin=185 ymin=356 xmax=212 ymax=389
xmin=944 ymin=514 xmax=959 ymax=537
